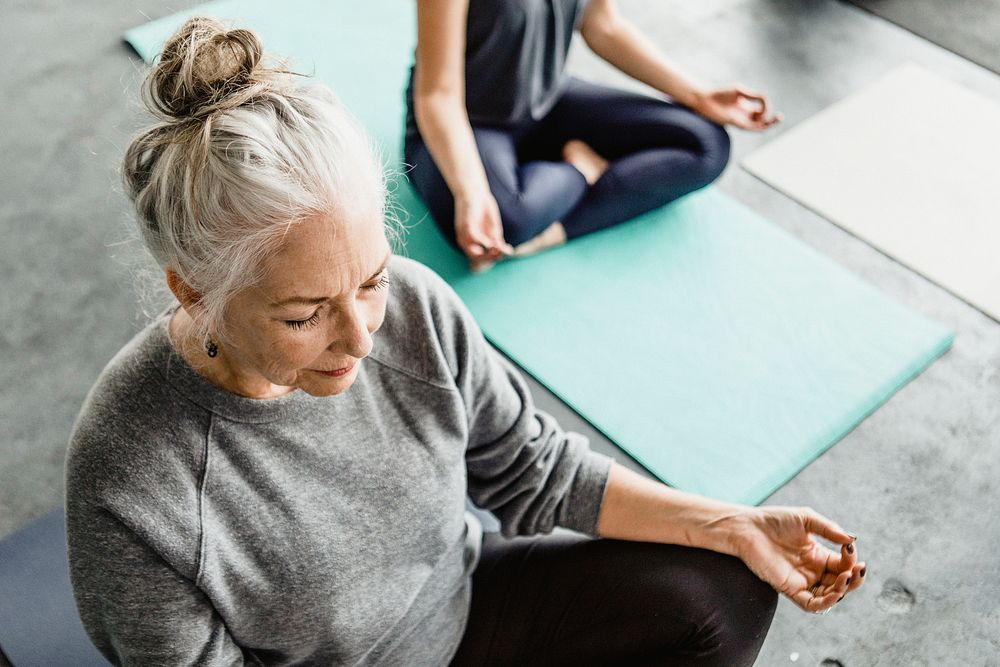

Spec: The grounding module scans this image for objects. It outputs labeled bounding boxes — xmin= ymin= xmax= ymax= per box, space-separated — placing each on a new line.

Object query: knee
xmin=570 ymin=542 xmax=776 ymax=666
xmin=404 ymin=142 xmax=460 ymax=245
xmin=697 ymin=122 xmax=731 ymax=184
xmin=727 ymin=559 xmax=778 ymax=633
xmin=404 ymin=141 xmax=447 ymax=208
xmin=695 ymin=556 xmax=778 ymax=665
xmin=493 ymin=195 xmax=550 ymax=247
xmin=640 ymin=547 xmax=776 ymax=665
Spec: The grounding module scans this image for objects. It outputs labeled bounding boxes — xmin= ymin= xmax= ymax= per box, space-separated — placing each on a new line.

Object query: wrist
xmin=453 ymin=180 xmax=490 ymax=206
xmin=696 ymin=506 xmax=758 ymax=557
xmin=684 ymin=87 xmax=709 ymax=112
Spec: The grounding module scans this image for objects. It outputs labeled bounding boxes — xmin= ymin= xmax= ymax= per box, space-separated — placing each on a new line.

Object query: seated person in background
xmin=406 ymin=0 xmax=782 ymax=271
xmin=66 ymin=18 xmax=862 ymax=667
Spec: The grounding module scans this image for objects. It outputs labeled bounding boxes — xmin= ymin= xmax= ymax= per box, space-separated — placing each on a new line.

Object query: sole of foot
xmin=562 ymin=139 xmax=609 ymax=186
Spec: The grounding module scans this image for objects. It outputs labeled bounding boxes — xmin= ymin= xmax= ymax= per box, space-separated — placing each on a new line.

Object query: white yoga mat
xmin=743 ymin=63 xmax=1000 ymax=320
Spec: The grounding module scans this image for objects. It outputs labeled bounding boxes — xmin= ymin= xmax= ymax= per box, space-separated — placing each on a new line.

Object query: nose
xmin=329 ymin=300 xmax=373 ymax=359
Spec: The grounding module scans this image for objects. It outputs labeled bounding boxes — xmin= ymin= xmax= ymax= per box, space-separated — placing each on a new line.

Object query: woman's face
xmin=218 ymin=210 xmax=392 ymax=398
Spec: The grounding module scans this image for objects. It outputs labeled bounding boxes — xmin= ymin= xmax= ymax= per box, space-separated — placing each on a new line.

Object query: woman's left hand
xmin=692 ymin=86 xmax=782 ymax=130
xmin=732 ymin=506 xmax=866 ymax=613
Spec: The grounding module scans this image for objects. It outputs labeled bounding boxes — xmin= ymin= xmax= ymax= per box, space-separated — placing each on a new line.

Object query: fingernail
xmin=847 ymin=577 xmax=853 ymax=587
xmin=860 ymin=567 xmax=867 ymax=577
xmin=847 ymin=533 xmax=858 ymax=540
xmin=846 ymin=543 xmax=855 ymax=554
xmin=838 ymin=596 xmax=844 ymax=603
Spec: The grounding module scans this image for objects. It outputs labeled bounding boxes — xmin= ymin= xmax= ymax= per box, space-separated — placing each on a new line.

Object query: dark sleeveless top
xmin=405 ymin=0 xmax=589 ymax=142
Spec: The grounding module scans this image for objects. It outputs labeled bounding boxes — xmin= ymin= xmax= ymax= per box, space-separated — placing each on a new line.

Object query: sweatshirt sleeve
xmin=437 ymin=285 xmax=614 ymax=537
xmin=67 ymin=501 xmax=257 ymax=667
xmin=66 ymin=497 xmax=252 ymax=666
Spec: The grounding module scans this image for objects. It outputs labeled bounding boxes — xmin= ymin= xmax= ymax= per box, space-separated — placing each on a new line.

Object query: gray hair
xmin=122 ymin=17 xmax=393 ymax=340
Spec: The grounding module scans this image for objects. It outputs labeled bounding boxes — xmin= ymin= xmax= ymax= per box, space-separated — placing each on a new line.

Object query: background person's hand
xmin=693 ymin=86 xmax=782 ymax=130
xmin=734 ymin=506 xmax=866 ymax=613
xmin=454 ymin=190 xmax=512 ymax=265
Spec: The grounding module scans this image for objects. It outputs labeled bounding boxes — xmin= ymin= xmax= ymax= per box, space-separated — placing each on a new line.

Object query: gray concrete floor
xmin=2 ymin=0 xmax=998 ymax=665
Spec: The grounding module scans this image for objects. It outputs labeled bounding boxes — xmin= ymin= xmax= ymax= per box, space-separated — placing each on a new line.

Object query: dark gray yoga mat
xmin=844 ymin=0 xmax=1000 ymax=74
xmin=0 ymin=508 xmax=110 ymax=666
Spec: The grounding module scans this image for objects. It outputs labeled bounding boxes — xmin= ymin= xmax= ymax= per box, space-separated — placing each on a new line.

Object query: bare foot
xmin=563 ymin=139 xmax=609 ymax=185
xmin=469 ymin=255 xmax=496 ymax=273
xmin=513 ymin=221 xmax=567 ymax=257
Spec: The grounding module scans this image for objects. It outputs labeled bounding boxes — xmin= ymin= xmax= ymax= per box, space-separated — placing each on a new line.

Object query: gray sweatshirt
xmin=65 ymin=256 xmax=612 ymax=666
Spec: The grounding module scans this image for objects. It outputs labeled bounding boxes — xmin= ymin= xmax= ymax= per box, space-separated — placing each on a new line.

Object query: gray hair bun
xmin=121 ymin=17 xmax=391 ymax=344
xmin=145 ymin=16 xmax=289 ymax=121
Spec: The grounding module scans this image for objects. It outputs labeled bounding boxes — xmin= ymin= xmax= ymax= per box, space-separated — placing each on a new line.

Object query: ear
xmin=166 ymin=269 xmax=203 ymax=312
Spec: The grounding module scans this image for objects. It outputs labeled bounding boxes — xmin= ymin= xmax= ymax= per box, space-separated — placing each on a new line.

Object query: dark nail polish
xmin=860 ymin=567 xmax=867 ymax=577
xmin=838 ymin=596 xmax=845 ymax=603
xmin=846 ymin=543 xmax=855 ymax=554
xmin=848 ymin=533 xmax=858 ymax=540
xmin=847 ymin=577 xmax=853 ymax=587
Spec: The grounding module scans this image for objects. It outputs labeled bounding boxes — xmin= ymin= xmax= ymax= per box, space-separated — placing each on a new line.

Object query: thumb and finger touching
xmin=804 ymin=509 xmax=854 ymax=546
xmin=458 ymin=230 xmax=487 ymax=258
xmin=457 ymin=204 xmax=508 ymax=259
xmin=798 ymin=515 xmax=866 ymax=611
xmin=755 ymin=507 xmax=865 ymax=612
xmin=732 ymin=87 xmax=783 ymax=129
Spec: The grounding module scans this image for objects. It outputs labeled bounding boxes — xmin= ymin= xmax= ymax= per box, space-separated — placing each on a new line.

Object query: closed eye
xmin=363 ymin=273 xmax=390 ymax=293
xmin=283 ymin=272 xmax=388 ymax=329
xmin=285 ymin=311 xmax=321 ymax=330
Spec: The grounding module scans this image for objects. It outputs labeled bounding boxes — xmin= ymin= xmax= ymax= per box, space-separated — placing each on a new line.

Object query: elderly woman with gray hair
xmin=66 ymin=18 xmax=865 ymax=667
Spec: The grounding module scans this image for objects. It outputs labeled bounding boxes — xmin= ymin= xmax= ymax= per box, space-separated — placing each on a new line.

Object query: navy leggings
xmin=405 ymin=78 xmax=731 ymax=247
xmin=450 ymin=532 xmax=778 ymax=666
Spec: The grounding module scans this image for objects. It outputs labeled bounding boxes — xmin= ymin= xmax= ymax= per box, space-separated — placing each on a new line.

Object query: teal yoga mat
xmin=125 ymin=1 xmax=953 ymax=504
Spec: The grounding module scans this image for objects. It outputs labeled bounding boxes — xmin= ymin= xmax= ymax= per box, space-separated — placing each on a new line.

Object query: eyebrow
xmin=271 ymin=253 xmax=392 ymax=307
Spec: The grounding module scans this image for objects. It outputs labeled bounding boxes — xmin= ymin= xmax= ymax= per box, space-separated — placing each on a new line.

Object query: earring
xmin=205 ymin=335 xmax=219 ymax=358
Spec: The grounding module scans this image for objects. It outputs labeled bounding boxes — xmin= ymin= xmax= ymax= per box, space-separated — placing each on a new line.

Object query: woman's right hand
xmin=454 ymin=190 xmax=512 ymax=261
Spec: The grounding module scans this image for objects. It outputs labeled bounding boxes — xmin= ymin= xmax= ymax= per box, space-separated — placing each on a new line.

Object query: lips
xmin=315 ymin=363 xmax=354 ymax=378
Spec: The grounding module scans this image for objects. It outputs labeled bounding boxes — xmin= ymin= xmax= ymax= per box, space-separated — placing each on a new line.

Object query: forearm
xmin=595 ymin=463 xmax=753 ymax=556
xmin=582 ymin=7 xmax=706 ymax=108
xmin=413 ymin=93 xmax=490 ymax=201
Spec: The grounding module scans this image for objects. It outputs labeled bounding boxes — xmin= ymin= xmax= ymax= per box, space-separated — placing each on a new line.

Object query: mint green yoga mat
xmin=125 ymin=1 xmax=953 ymax=505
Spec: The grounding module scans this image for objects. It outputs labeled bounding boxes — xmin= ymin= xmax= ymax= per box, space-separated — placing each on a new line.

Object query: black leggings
xmin=404 ymin=78 xmax=731 ymax=247
xmin=450 ymin=533 xmax=777 ymax=667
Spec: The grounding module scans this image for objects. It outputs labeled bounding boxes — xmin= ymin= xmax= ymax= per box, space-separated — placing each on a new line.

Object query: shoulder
xmin=66 ymin=316 xmax=208 ymax=509
xmin=371 ymin=256 xmax=482 ymax=385
xmin=385 ymin=255 xmax=464 ymax=315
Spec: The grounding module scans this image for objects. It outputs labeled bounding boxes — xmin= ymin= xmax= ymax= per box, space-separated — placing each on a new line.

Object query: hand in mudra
xmin=454 ymin=190 xmax=512 ymax=267
xmin=735 ymin=506 xmax=865 ymax=613
xmin=694 ymin=86 xmax=783 ymax=130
